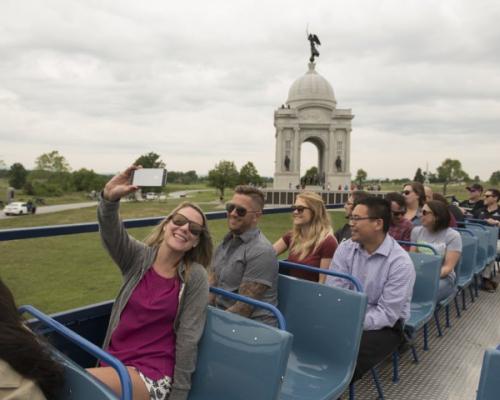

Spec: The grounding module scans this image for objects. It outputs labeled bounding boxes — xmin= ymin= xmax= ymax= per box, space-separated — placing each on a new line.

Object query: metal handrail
xmin=18 ymin=305 xmax=132 ymax=400
xmin=278 ymin=260 xmax=364 ymax=293
xmin=209 ymin=287 xmax=287 ymax=330
xmin=397 ymin=241 xmax=439 ymax=255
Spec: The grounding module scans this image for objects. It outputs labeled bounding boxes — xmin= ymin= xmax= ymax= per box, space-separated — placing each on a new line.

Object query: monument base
xmin=263 ymin=189 xmax=350 ymax=206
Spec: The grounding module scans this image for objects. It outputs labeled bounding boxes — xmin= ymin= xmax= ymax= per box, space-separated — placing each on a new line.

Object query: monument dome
xmin=286 ymin=63 xmax=336 ymax=108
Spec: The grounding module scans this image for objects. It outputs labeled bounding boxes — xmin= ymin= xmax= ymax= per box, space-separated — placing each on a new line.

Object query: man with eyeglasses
xmin=325 ymin=197 xmax=415 ymax=382
xmin=474 ymin=188 xmax=500 ymax=292
xmin=209 ymin=185 xmax=279 ymax=326
xmin=459 ymin=183 xmax=484 ymax=216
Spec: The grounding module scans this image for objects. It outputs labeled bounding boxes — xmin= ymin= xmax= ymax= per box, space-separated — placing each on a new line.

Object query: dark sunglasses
xmin=291 ymin=205 xmax=311 ymax=213
xmin=422 ymin=209 xmax=433 ymax=216
xmin=402 ymin=190 xmax=412 ymax=196
xmin=225 ymin=203 xmax=258 ymax=217
xmin=171 ymin=213 xmax=204 ymax=236
xmin=484 ymin=194 xmax=494 ymax=198
xmin=392 ymin=211 xmax=405 ymax=216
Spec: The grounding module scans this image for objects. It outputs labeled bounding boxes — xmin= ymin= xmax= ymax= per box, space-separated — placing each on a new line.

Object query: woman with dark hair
xmin=0 ymin=279 xmax=64 ymax=399
xmin=87 ymin=166 xmax=213 ymax=400
xmin=402 ymin=182 xmax=426 ymax=225
xmin=410 ymin=200 xmax=462 ymax=302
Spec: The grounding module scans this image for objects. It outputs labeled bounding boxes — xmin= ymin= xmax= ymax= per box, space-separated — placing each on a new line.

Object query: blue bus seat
xmin=52 ymin=347 xmax=120 ymax=400
xmin=466 ymin=225 xmax=489 ymax=274
xmin=188 ymin=306 xmax=293 ymax=400
xmin=455 ymin=232 xmax=478 ymax=309
xmin=277 ymin=274 xmax=367 ymax=400
xmin=404 ymin=253 xmax=441 ymax=351
xmin=476 ymin=346 xmax=500 ymax=400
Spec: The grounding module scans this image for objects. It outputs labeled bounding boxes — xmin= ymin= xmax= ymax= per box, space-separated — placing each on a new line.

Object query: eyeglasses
xmin=484 ymin=194 xmax=493 ymax=198
xmin=171 ymin=213 xmax=204 ymax=236
xmin=392 ymin=211 xmax=406 ymax=217
xmin=291 ymin=205 xmax=311 ymax=213
xmin=422 ymin=209 xmax=433 ymax=216
xmin=347 ymin=216 xmax=378 ymax=223
xmin=402 ymin=190 xmax=412 ymax=196
xmin=225 ymin=203 xmax=258 ymax=217
xmin=468 ymin=189 xmax=479 ymax=193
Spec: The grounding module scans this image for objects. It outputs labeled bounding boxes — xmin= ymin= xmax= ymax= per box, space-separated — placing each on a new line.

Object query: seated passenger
xmin=209 ymin=185 xmax=279 ymax=327
xmin=474 ymin=188 xmax=500 ymax=292
xmin=335 ymin=190 xmax=369 ymax=243
xmin=424 ymin=185 xmax=433 ymax=203
xmin=273 ymin=191 xmax=338 ymax=284
xmin=410 ymin=200 xmax=462 ymax=302
xmin=325 ymin=197 xmax=415 ymax=382
xmin=0 ymin=279 xmax=64 ymax=400
xmin=385 ymin=192 xmax=413 ymax=245
xmin=89 ymin=166 xmax=213 ymax=400
xmin=459 ymin=183 xmax=484 ymax=217
xmin=432 ymin=192 xmax=465 ymax=226
xmin=402 ymin=181 xmax=426 ymax=225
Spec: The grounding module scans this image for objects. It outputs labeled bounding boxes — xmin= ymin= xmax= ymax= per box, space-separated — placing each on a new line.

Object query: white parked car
xmin=145 ymin=192 xmax=158 ymax=200
xmin=3 ymin=202 xmax=34 ymax=216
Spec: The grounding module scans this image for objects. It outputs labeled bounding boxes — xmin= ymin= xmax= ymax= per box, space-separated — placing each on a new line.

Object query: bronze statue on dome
xmin=308 ymin=33 xmax=321 ymax=63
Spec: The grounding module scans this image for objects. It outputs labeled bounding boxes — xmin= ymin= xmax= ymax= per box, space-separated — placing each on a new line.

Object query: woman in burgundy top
xmin=273 ymin=192 xmax=338 ymax=283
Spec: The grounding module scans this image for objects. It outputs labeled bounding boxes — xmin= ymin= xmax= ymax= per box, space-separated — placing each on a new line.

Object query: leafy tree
xmin=167 ymin=170 xmax=198 ymax=184
xmin=239 ymin=162 xmax=262 ymax=186
xmin=413 ymin=168 xmax=424 ymax=183
xmin=490 ymin=171 xmax=500 ymax=185
xmin=72 ymin=168 xmax=107 ymax=192
xmin=8 ymin=163 xmax=28 ymax=189
xmin=134 ymin=152 xmax=165 ymax=168
xmin=301 ymin=166 xmax=319 ymax=184
xmin=35 ymin=150 xmax=71 ymax=172
xmin=355 ymin=169 xmax=367 ymax=186
xmin=436 ymin=158 xmax=469 ymax=195
xmin=207 ymin=160 xmax=239 ymax=200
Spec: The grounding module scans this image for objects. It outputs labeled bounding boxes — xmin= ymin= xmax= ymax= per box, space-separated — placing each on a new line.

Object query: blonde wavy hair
xmin=144 ymin=202 xmax=213 ymax=276
xmin=290 ymin=192 xmax=333 ymax=259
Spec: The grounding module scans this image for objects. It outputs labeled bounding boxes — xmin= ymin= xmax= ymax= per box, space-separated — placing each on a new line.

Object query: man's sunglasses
xmin=392 ymin=211 xmax=406 ymax=217
xmin=171 ymin=213 xmax=204 ymax=236
xmin=291 ymin=205 xmax=311 ymax=213
xmin=225 ymin=203 xmax=259 ymax=217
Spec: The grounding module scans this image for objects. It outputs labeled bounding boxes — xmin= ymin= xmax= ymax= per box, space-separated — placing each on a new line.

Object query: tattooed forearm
xmin=227 ymin=281 xmax=268 ymax=317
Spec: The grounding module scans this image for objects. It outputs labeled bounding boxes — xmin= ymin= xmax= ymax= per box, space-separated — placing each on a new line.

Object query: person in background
xmin=326 ymin=197 xmax=415 ymax=382
xmin=385 ymin=192 xmax=413 ymax=245
xmin=424 ymin=186 xmax=433 ymax=203
xmin=410 ymin=200 xmax=462 ymax=302
xmin=273 ymin=192 xmax=338 ymax=284
xmin=335 ymin=191 xmax=370 ymax=243
xmin=432 ymin=193 xmax=465 ymax=226
xmin=474 ymin=188 xmax=500 ymax=292
xmin=460 ymin=183 xmax=484 ymax=217
xmin=0 ymin=279 xmax=64 ymax=400
xmin=89 ymin=166 xmax=213 ymax=400
xmin=210 ymin=185 xmax=279 ymax=327
xmin=402 ymin=182 xmax=426 ymax=225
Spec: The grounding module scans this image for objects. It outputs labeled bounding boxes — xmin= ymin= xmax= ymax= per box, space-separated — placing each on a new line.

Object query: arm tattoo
xmin=227 ymin=281 xmax=268 ymax=318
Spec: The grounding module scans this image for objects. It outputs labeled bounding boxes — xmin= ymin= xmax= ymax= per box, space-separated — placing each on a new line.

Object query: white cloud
xmin=0 ymin=0 xmax=499 ymax=181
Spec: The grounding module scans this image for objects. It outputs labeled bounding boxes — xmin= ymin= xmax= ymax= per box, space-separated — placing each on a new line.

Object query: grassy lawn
xmin=0 ymin=206 xmax=345 ymax=314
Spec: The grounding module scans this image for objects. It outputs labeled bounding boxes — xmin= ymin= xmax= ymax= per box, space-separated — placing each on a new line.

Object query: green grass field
xmin=0 ymin=190 xmax=345 ymax=313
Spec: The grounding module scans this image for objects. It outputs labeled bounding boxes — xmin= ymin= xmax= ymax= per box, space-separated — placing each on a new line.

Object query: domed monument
xmin=273 ymin=34 xmax=353 ymax=190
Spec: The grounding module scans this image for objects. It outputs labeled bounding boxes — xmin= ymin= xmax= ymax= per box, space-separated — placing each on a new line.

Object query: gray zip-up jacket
xmin=98 ymin=197 xmax=208 ymax=400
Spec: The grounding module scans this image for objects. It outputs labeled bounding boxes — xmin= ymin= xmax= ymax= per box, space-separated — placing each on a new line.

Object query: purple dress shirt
xmin=325 ymin=234 xmax=415 ymax=331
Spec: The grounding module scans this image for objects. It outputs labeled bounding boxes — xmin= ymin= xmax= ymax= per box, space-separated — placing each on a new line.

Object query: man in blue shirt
xmin=326 ymin=197 xmax=415 ymax=381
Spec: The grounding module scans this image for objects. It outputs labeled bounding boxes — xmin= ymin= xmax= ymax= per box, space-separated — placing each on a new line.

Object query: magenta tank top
xmin=102 ymin=267 xmax=181 ymax=380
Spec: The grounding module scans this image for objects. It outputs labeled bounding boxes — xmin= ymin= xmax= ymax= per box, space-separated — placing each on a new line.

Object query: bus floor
xmin=343 ymin=276 xmax=500 ymax=400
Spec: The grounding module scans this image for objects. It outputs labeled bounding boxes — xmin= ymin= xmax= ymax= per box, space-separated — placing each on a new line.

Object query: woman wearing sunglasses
xmin=410 ymin=200 xmax=462 ymax=302
xmin=273 ymin=192 xmax=337 ymax=283
xmin=402 ymin=181 xmax=426 ymax=226
xmin=88 ymin=166 xmax=213 ymax=400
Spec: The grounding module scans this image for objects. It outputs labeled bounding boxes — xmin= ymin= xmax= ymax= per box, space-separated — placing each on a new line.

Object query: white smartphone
xmin=131 ymin=168 xmax=167 ymax=187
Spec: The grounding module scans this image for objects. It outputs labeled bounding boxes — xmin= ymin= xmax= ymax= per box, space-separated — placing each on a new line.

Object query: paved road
xmin=0 ymin=201 xmax=98 ymax=220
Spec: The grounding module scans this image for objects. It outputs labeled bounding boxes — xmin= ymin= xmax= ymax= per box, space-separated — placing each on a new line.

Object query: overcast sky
xmin=1 ymin=0 xmax=499 ymax=180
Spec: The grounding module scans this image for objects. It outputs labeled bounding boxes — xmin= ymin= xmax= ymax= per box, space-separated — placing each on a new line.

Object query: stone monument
xmin=273 ymin=34 xmax=353 ymax=190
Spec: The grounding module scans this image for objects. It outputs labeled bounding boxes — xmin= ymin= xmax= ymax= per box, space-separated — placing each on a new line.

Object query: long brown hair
xmin=0 ymin=279 xmax=64 ymax=399
xmin=290 ymin=192 xmax=333 ymax=259
xmin=144 ymin=202 xmax=213 ymax=274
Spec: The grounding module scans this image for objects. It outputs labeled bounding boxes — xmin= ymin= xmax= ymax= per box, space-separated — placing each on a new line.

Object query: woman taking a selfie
xmin=273 ymin=191 xmax=337 ymax=283
xmin=88 ymin=166 xmax=213 ymax=400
